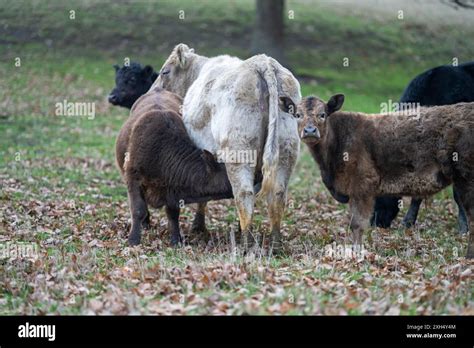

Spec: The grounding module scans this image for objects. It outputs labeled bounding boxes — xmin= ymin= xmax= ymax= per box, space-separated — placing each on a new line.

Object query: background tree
xmin=251 ymin=0 xmax=287 ymax=65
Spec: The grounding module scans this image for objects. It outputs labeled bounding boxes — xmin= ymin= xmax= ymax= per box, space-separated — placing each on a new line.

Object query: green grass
xmin=0 ymin=0 xmax=473 ymax=315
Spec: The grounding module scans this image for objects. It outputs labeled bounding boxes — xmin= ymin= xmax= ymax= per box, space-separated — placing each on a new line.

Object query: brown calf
xmin=283 ymin=94 xmax=474 ymax=258
xmin=115 ymin=88 xmax=233 ymax=246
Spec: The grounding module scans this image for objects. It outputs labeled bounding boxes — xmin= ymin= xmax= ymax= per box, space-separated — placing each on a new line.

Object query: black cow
xmin=108 ymin=62 xmax=158 ymax=109
xmin=372 ymin=61 xmax=474 ymax=233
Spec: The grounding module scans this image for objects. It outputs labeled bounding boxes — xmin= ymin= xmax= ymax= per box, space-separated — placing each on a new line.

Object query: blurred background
xmin=1 ymin=0 xmax=474 ymax=117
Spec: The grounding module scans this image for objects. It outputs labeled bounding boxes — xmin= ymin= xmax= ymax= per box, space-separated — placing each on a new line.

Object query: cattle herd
xmin=109 ymin=43 xmax=474 ymax=258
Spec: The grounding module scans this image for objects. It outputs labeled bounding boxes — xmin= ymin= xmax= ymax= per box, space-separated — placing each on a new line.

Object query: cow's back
xmin=115 ymin=89 xmax=182 ymax=174
xmin=400 ymin=64 xmax=474 ymax=105
xmin=185 ymin=54 xmax=300 ymax=147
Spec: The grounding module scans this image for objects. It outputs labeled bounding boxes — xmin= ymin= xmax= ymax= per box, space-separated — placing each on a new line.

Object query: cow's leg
xmin=453 ymin=186 xmax=469 ymax=235
xmin=266 ymin=187 xmax=286 ymax=254
xmin=402 ymin=198 xmax=423 ymax=228
xmin=265 ymin=163 xmax=295 ymax=254
xmin=453 ymin=182 xmax=474 ymax=258
xmin=350 ymin=196 xmax=375 ymax=245
xmin=226 ymin=163 xmax=256 ymax=250
xmin=142 ymin=209 xmax=151 ymax=229
xmin=191 ymin=202 xmax=209 ymax=239
xmin=371 ymin=196 xmax=400 ymax=228
xmin=127 ymin=178 xmax=147 ymax=246
xmin=166 ymin=205 xmax=182 ymax=246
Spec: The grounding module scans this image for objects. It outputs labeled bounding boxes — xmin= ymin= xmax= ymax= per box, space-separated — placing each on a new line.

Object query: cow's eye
xmin=295 ymin=113 xmax=302 ymax=119
xmin=319 ymin=112 xmax=327 ymax=119
xmin=161 ymin=69 xmax=170 ymax=75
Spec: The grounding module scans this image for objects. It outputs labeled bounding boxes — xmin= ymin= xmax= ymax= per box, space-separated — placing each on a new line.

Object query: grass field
xmin=0 ymin=0 xmax=473 ymax=315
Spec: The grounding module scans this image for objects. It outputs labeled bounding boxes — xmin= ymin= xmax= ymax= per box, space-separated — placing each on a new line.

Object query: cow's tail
xmin=258 ymin=59 xmax=279 ymax=199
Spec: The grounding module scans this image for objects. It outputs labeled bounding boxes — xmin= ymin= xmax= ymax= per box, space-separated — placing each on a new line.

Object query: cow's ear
xmin=175 ymin=43 xmax=193 ymax=69
xmin=113 ymin=64 xmax=120 ymax=72
xmin=279 ymin=96 xmax=297 ymax=116
xmin=327 ymin=94 xmax=344 ymax=114
xmin=142 ymin=65 xmax=154 ymax=77
xmin=201 ymin=150 xmax=219 ymax=173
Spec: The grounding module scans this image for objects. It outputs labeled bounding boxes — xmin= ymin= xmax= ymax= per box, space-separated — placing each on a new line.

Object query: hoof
xmin=270 ymin=242 xmax=284 ymax=256
xmin=128 ymin=236 xmax=141 ymax=246
xmin=141 ymin=220 xmax=151 ymax=230
xmin=458 ymin=223 xmax=469 ymax=235
xmin=191 ymin=222 xmax=210 ymax=242
xmin=402 ymin=218 xmax=415 ymax=229
xmin=170 ymin=234 xmax=183 ymax=247
xmin=466 ymin=247 xmax=474 ymax=259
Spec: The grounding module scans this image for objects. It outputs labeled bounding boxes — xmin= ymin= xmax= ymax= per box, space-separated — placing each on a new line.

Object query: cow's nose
xmin=303 ymin=126 xmax=318 ymax=136
xmin=108 ymin=94 xmax=118 ymax=104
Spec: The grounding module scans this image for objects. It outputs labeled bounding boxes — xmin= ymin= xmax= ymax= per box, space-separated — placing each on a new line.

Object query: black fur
xmin=108 ymin=62 xmax=158 ymax=109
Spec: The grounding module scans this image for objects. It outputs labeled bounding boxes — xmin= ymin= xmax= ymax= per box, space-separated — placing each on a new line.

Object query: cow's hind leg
xmin=191 ymin=202 xmax=210 ymax=243
xmin=166 ymin=205 xmax=182 ymax=246
xmin=453 ymin=186 xmax=469 ymax=235
xmin=227 ymin=163 xmax=256 ymax=250
xmin=402 ymin=198 xmax=423 ymax=228
xmin=265 ymin=165 xmax=295 ymax=254
xmin=371 ymin=196 xmax=399 ymax=228
xmin=350 ymin=196 xmax=375 ymax=245
xmin=453 ymin=182 xmax=474 ymax=258
xmin=127 ymin=178 xmax=148 ymax=246
xmin=266 ymin=188 xmax=286 ymax=254
xmin=142 ymin=209 xmax=151 ymax=229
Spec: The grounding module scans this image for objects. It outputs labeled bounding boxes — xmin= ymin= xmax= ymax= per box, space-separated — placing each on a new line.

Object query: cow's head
xmin=155 ymin=43 xmax=197 ymax=98
xmin=108 ymin=62 xmax=158 ymax=109
xmin=280 ymin=94 xmax=345 ymax=144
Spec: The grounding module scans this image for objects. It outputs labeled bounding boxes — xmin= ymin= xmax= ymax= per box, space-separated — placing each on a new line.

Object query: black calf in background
xmin=108 ymin=62 xmax=158 ymax=109
xmin=372 ymin=61 xmax=474 ymax=233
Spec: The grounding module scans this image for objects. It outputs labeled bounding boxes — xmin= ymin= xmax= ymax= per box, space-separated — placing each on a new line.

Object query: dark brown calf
xmin=116 ymin=88 xmax=233 ymax=246
xmin=283 ymin=94 xmax=474 ymax=258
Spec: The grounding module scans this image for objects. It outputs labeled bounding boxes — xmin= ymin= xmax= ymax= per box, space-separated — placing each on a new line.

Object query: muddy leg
xmin=236 ymin=190 xmax=255 ymax=250
xmin=267 ymin=189 xmax=286 ymax=254
xmin=350 ymin=196 xmax=375 ymax=245
xmin=166 ymin=205 xmax=182 ymax=246
xmin=453 ymin=186 xmax=469 ymax=235
xmin=227 ymin=164 xmax=256 ymax=250
xmin=127 ymin=178 xmax=148 ymax=246
xmin=265 ymin=164 xmax=295 ymax=254
xmin=402 ymin=198 xmax=423 ymax=228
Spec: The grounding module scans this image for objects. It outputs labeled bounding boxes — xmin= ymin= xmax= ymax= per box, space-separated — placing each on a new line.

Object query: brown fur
xmin=115 ymin=88 xmax=233 ymax=246
xmin=295 ymin=95 xmax=474 ymax=257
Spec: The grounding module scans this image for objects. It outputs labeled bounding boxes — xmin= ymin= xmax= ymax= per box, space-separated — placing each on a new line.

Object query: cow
xmin=109 ymin=62 xmax=158 ymax=109
xmin=373 ymin=61 xmax=474 ymax=232
xmin=152 ymin=43 xmax=302 ymax=252
xmin=115 ymin=87 xmax=235 ymax=246
xmin=108 ymin=62 xmax=211 ymax=237
xmin=288 ymin=94 xmax=474 ymax=258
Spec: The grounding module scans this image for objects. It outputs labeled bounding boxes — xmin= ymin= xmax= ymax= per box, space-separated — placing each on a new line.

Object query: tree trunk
xmin=252 ymin=0 xmax=286 ymax=65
